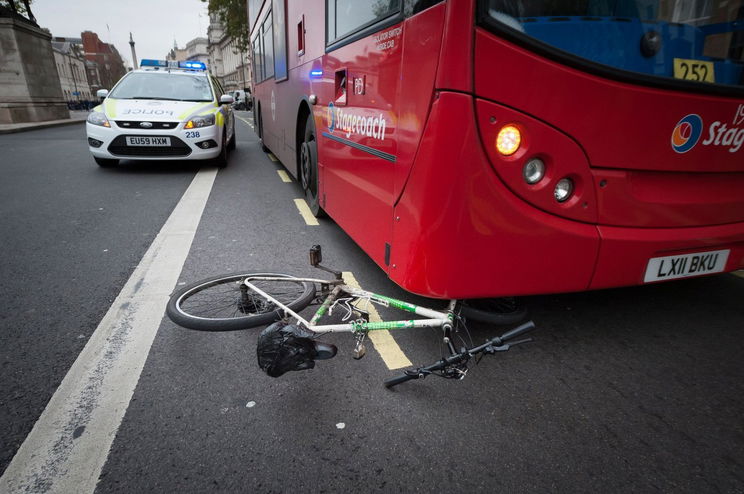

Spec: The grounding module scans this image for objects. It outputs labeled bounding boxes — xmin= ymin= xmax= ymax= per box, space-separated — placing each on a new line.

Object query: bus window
xmin=327 ymin=0 xmax=401 ymax=43
xmin=482 ymin=0 xmax=744 ymax=89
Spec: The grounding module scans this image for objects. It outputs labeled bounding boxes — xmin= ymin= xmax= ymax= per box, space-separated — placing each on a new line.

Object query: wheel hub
xmin=300 ymin=142 xmax=311 ymax=191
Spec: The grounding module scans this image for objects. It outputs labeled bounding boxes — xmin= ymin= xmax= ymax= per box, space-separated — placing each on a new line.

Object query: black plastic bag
xmin=257 ymin=321 xmax=320 ymax=377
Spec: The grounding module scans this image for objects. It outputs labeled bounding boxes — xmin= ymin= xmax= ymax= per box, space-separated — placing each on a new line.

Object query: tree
xmin=202 ymin=0 xmax=249 ymax=52
xmin=1 ymin=0 xmax=36 ymax=23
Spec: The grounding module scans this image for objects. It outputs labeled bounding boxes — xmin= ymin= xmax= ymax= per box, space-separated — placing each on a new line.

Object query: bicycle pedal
xmin=353 ymin=343 xmax=367 ymax=359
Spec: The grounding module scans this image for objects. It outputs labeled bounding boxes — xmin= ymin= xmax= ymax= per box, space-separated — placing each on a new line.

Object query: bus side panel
xmin=391 ymin=92 xmax=600 ymax=299
xmin=393 ymin=3 xmax=446 ymax=201
xmin=316 ymin=25 xmax=404 ymax=269
xmin=434 ymin=0 xmax=474 ymax=92
xmin=254 ymin=0 xmax=326 ymax=173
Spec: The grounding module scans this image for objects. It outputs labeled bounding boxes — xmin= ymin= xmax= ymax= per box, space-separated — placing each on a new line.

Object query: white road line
xmin=277 ymin=170 xmax=292 ymax=183
xmin=235 ymin=115 xmax=254 ymax=128
xmin=0 ymin=168 xmax=218 ymax=494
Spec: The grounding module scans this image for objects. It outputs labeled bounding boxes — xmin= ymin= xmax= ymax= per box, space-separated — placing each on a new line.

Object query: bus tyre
xmin=459 ymin=298 xmax=527 ymax=325
xmin=258 ymin=109 xmax=270 ymax=152
xmin=300 ymin=116 xmax=323 ymax=217
xmin=95 ymin=157 xmax=118 ymax=167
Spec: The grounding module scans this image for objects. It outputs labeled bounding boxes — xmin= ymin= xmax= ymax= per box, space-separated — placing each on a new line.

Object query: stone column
xmin=0 ymin=15 xmax=69 ymax=124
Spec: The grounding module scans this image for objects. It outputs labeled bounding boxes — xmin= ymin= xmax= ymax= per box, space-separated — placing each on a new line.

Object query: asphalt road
xmin=1 ymin=116 xmax=743 ymax=493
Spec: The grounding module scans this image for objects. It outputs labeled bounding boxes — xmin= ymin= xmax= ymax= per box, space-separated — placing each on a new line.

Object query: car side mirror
xmin=96 ymin=89 xmax=109 ymax=99
xmin=219 ymin=94 xmax=235 ymax=105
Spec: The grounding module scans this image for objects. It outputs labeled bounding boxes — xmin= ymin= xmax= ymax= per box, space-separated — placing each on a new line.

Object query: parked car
xmin=232 ymin=89 xmax=252 ymax=111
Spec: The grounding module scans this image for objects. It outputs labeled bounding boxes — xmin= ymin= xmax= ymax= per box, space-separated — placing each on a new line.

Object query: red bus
xmin=248 ymin=0 xmax=744 ymax=299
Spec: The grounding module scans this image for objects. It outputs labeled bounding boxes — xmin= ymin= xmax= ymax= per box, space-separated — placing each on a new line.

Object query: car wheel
xmin=227 ymin=123 xmax=236 ymax=151
xmin=214 ymin=130 xmax=228 ymax=168
xmin=94 ymin=157 xmax=119 ymax=167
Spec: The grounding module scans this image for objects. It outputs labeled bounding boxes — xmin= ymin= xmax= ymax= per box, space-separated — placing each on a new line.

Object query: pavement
xmin=0 ymin=110 xmax=88 ymax=134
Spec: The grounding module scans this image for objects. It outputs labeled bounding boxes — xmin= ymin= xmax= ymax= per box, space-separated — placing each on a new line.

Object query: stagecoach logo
xmin=326 ymin=102 xmax=387 ymax=141
xmin=671 ymin=105 xmax=744 ymax=154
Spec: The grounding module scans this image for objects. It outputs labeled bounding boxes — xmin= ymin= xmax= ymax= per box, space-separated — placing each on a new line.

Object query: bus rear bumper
xmin=590 ymin=223 xmax=744 ymax=290
xmin=389 ymin=91 xmax=744 ymax=298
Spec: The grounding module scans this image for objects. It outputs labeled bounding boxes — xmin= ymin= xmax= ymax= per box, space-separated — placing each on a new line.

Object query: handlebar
xmin=383 ymin=320 xmax=536 ymax=389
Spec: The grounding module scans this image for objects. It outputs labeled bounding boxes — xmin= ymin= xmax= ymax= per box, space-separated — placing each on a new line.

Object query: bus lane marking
xmin=342 ymin=272 xmax=412 ymax=370
xmin=235 ymin=114 xmax=253 ymax=128
xmin=277 ymin=170 xmax=292 ymax=182
xmin=0 ymin=168 xmax=219 ymax=494
xmin=294 ymin=198 xmax=319 ymax=225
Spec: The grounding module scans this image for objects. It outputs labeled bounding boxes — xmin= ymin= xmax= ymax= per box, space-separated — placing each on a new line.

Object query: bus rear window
xmin=480 ymin=0 xmax=744 ymax=91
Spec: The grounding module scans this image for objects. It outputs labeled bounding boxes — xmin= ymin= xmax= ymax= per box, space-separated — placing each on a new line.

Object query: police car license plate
xmin=125 ymin=136 xmax=171 ymax=146
xmin=643 ymin=249 xmax=729 ymax=283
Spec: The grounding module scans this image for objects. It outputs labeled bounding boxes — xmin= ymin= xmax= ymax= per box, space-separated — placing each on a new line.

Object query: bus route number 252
xmin=673 ymin=58 xmax=715 ymax=83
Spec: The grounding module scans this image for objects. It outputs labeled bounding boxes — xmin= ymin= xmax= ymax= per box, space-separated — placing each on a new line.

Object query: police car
xmin=86 ymin=59 xmax=236 ymax=167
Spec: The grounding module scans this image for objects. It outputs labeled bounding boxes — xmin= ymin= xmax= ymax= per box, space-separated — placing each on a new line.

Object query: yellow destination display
xmin=673 ymin=58 xmax=715 ymax=83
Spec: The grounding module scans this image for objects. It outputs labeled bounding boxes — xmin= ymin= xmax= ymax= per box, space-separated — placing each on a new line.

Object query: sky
xmin=32 ymin=0 xmax=210 ymax=70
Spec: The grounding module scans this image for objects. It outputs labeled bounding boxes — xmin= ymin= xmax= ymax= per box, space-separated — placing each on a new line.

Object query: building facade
xmin=52 ymin=40 xmax=93 ymax=103
xmin=166 ymin=37 xmax=209 ymax=64
xmin=206 ymin=14 xmax=251 ymax=91
xmin=81 ymin=30 xmax=127 ymax=91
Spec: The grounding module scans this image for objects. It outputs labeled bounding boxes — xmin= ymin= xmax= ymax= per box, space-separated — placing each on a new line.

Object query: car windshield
xmin=482 ymin=0 xmax=744 ymax=90
xmin=109 ymin=72 xmax=214 ymax=101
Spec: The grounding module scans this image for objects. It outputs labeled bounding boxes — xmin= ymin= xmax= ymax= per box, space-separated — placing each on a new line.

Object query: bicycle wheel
xmin=167 ymin=272 xmax=315 ymax=331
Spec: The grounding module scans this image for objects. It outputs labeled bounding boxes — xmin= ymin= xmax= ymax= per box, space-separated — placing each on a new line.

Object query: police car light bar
xmin=139 ymin=59 xmax=206 ymax=71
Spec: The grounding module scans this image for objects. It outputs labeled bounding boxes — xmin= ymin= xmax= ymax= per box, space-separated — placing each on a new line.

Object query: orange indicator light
xmin=496 ymin=125 xmax=521 ymax=156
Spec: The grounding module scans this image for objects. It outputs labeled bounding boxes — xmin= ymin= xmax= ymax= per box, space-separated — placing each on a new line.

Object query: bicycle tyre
xmin=167 ymin=272 xmax=315 ymax=331
xmin=459 ymin=298 xmax=527 ymax=325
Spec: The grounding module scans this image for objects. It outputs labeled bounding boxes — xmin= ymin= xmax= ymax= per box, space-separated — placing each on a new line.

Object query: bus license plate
xmin=125 ymin=136 xmax=171 ymax=146
xmin=643 ymin=249 xmax=729 ymax=283
xmin=673 ymin=58 xmax=715 ymax=83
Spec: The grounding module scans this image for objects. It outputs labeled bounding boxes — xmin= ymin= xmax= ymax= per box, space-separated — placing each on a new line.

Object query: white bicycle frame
xmin=243 ymin=276 xmax=457 ymax=334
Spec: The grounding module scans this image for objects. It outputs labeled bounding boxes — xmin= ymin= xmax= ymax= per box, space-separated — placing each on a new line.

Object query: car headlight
xmin=184 ymin=114 xmax=215 ymax=129
xmin=87 ymin=111 xmax=111 ymax=127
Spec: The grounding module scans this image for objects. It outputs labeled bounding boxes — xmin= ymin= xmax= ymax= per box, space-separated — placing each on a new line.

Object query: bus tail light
xmin=496 ymin=124 xmax=522 ymax=156
xmin=476 ymin=99 xmax=597 ymax=223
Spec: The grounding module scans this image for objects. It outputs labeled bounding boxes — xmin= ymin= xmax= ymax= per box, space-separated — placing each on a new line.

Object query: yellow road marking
xmin=734 ymin=270 xmax=744 ymax=278
xmin=293 ymin=198 xmax=319 ymax=226
xmin=277 ymin=170 xmax=291 ymax=183
xmin=267 ymin=153 xmax=278 ymax=162
xmin=342 ymin=272 xmax=412 ymax=370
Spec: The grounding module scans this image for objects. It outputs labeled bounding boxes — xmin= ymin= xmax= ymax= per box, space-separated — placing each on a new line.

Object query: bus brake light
xmin=496 ymin=125 xmax=521 ymax=156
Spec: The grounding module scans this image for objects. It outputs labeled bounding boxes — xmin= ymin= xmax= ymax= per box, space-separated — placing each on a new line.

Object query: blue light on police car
xmin=140 ymin=59 xmax=167 ymax=67
xmin=310 ymin=69 xmax=323 ymax=78
xmin=179 ymin=61 xmax=206 ymax=70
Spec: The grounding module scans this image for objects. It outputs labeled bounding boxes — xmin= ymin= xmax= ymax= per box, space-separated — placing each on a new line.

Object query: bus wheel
xmin=258 ymin=108 xmax=270 ymax=153
xmin=300 ymin=116 xmax=323 ymax=217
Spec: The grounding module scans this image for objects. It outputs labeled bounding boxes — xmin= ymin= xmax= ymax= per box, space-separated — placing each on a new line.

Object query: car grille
xmin=115 ymin=121 xmax=179 ymax=130
xmin=108 ymin=135 xmax=192 ymax=157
